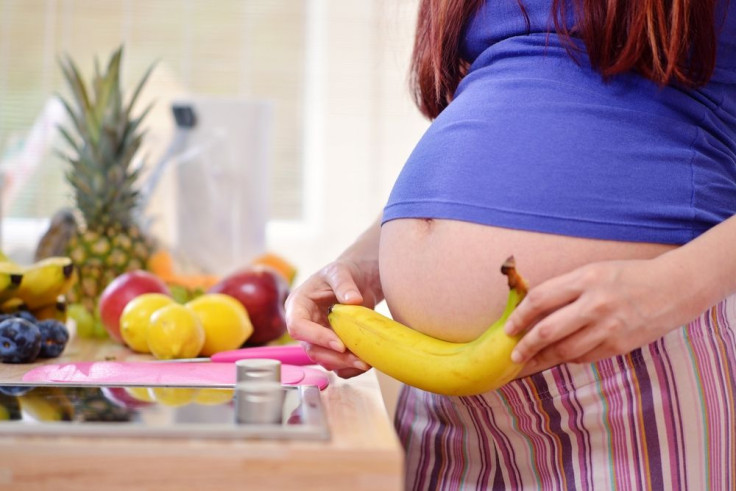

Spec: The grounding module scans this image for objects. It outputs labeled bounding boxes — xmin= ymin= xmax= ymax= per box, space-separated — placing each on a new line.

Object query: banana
xmin=328 ymin=256 xmax=528 ymax=396
xmin=30 ymin=296 xmax=68 ymax=322
xmin=16 ymin=257 xmax=76 ymax=309
xmin=17 ymin=387 xmax=74 ymax=421
xmin=0 ymin=297 xmax=27 ymax=314
xmin=0 ymin=261 xmax=24 ymax=303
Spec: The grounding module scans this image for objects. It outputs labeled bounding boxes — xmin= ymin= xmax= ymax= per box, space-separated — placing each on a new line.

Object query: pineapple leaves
xmin=55 ymin=45 xmax=156 ymax=227
xmin=57 ymin=126 xmax=81 ymax=156
xmin=120 ymin=101 xmax=154 ymax=156
xmin=59 ymin=55 xmax=100 ymax=145
xmin=126 ymin=59 xmax=158 ymax=118
xmin=56 ymin=94 xmax=88 ymax=144
xmin=93 ymin=47 xmax=123 ymax=134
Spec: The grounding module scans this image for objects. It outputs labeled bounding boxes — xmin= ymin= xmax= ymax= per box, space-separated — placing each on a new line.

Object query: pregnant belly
xmin=378 ymin=218 xmax=676 ymax=342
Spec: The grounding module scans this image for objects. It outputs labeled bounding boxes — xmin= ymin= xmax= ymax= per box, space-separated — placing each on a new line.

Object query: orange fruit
xmin=120 ymin=293 xmax=175 ymax=353
xmin=147 ymin=249 xmax=175 ymax=277
xmin=147 ymin=303 xmax=205 ymax=359
xmin=185 ymin=293 xmax=253 ymax=356
xmin=251 ymin=252 xmax=297 ymax=286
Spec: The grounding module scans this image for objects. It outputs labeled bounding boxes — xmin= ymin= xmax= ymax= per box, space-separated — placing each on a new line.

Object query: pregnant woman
xmin=286 ymin=0 xmax=736 ymax=489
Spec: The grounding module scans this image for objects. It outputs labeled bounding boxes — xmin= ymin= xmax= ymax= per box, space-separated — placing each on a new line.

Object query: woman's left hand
xmin=503 ymin=257 xmax=701 ymax=375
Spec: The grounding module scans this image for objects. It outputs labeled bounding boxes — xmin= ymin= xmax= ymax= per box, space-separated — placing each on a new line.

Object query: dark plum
xmin=37 ymin=319 xmax=70 ymax=358
xmin=13 ymin=311 xmax=38 ymax=324
xmin=0 ymin=318 xmax=42 ymax=363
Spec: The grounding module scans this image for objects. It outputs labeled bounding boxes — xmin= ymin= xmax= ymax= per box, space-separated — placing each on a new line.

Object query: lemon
xmin=185 ymin=293 xmax=253 ymax=356
xmin=147 ymin=303 xmax=205 ymax=359
xmin=193 ymin=388 xmax=234 ymax=405
xmin=151 ymin=387 xmax=197 ymax=407
xmin=120 ymin=293 xmax=175 ymax=353
xmin=125 ymin=387 xmax=155 ymax=403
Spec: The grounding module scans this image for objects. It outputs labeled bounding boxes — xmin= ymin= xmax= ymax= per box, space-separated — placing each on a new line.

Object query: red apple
xmin=98 ymin=270 xmax=171 ymax=343
xmin=208 ymin=265 xmax=290 ymax=346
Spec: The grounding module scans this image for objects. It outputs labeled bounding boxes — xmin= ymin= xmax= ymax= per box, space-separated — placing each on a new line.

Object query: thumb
xmin=324 ymin=265 xmax=364 ymax=305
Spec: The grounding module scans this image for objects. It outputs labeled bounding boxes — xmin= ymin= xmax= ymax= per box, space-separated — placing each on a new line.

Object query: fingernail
xmin=343 ymin=290 xmax=360 ymax=302
xmin=329 ymin=340 xmax=345 ymax=352
xmin=510 ymin=350 xmax=523 ymax=364
xmin=353 ymin=360 xmax=370 ymax=371
xmin=504 ymin=322 xmax=515 ymax=335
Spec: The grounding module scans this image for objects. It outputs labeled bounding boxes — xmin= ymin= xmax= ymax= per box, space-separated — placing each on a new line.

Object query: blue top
xmin=382 ymin=0 xmax=736 ymax=244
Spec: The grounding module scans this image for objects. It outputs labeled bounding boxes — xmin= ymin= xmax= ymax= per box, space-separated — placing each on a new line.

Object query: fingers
xmin=321 ymin=263 xmax=364 ymax=305
xmin=300 ymin=342 xmax=371 ymax=373
xmin=285 ymin=260 xmax=376 ymax=376
xmin=509 ymin=302 xmax=589 ymax=364
xmin=504 ymin=272 xmax=583 ymax=337
xmin=286 ymin=307 xmax=345 ymax=352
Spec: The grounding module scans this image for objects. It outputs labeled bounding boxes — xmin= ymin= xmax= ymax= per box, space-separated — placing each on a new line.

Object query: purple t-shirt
xmin=382 ymin=0 xmax=736 ymax=244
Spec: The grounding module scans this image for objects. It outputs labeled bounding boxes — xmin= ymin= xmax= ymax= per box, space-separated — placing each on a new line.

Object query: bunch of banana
xmin=17 ymin=387 xmax=74 ymax=421
xmin=0 ymin=255 xmax=76 ymax=320
xmin=328 ymin=256 xmax=529 ymax=396
xmin=0 ymin=258 xmax=23 ymax=304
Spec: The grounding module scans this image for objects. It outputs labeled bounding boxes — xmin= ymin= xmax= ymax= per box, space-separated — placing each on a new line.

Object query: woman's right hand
xmin=285 ymin=258 xmax=382 ymax=379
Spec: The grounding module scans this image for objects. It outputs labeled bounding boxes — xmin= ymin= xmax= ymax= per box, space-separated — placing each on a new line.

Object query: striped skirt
xmin=394 ymin=294 xmax=736 ymax=490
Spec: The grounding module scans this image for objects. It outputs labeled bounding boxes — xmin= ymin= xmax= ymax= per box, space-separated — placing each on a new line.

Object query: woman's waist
xmin=378 ymin=218 xmax=675 ymax=343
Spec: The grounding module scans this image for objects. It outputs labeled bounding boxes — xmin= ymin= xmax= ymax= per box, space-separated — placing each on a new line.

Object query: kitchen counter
xmin=0 ymin=338 xmax=404 ymax=490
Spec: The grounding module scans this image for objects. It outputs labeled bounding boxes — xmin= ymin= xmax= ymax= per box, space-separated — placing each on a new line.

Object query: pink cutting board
xmin=22 ymin=361 xmax=329 ymax=390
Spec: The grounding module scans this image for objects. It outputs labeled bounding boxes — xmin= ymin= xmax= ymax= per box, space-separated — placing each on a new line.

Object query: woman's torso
xmin=379 ymin=0 xmax=736 ymax=342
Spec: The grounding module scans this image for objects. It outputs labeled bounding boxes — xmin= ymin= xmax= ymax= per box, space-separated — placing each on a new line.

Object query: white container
xmin=165 ymin=97 xmax=274 ymax=276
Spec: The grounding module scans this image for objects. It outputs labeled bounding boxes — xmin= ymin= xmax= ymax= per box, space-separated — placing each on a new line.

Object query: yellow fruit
xmin=120 ymin=293 xmax=175 ymax=353
xmin=193 ymin=388 xmax=234 ymax=405
xmin=147 ymin=303 xmax=205 ymax=360
xmin=328 ymin=256 xmax=528 ymax=396
xmin=16 ymin=256 xmax=76 ymax=309
xmin=151 ymin=387 xmax=197 ymax=407
xmin=30 ymin=297 xmax=68 ymax=322
xmin=185 ymin=293 xmax=253 ymax=356
xmin=125 ymin=386 xmax=155 ymax=403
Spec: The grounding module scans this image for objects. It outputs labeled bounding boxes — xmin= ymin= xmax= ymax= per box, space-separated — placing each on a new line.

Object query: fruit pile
xmin=0 ymin=385 xmax=235 ymax=422
xmin=0 ymin=254 xmax=75 ymax=364
xmin=120 ymin=292 xmax=252 ymax=359
xmin=114 ymin=386 xmax=234 ymax=407
xmin=0 ymin=255 xmax=76 ymax=323
xmin=95 ymin=253 xmax=296 ymax=360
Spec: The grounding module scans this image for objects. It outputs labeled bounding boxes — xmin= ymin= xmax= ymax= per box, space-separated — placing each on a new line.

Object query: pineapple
xmin=57 ymin=46 xmax=156 ymax=315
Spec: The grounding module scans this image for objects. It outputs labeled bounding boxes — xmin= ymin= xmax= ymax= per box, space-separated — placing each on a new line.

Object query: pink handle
xmin=210 ymin=344 xmax=313 ymax=365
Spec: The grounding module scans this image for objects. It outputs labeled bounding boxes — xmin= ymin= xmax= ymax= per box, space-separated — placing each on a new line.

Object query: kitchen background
xmin=0 ymin=0 xmax=428 ymax=282
xmin=0 ymin=0 xmax=430 ymax=416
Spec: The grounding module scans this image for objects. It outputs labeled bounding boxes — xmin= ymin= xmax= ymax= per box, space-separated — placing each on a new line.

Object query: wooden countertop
xmin=0 ymin=338 xmax=403 ymax=490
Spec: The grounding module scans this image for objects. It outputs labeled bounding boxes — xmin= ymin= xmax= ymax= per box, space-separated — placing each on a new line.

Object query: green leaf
xmin=61 ymin=55 xmax=100 ymax=145
xmin=55 ymin=97 xmax=87 ymax=140
xmin=125 ymin=60 xmax=157 ymax=117
xmin=57 ymin=126 xmax=81 ymax=155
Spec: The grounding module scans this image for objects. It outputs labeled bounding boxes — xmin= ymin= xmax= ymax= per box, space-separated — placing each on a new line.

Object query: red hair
xmin=411 ymin=0 xmax=720 ymax=119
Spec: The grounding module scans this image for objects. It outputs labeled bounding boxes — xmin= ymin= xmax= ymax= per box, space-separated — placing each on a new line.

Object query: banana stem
xmin=500 ymin=256 xmax=528 ymax=300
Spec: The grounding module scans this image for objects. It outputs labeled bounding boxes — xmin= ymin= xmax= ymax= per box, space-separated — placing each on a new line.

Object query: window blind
xmin=0 ymin=0 xmax=306 ymax=222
